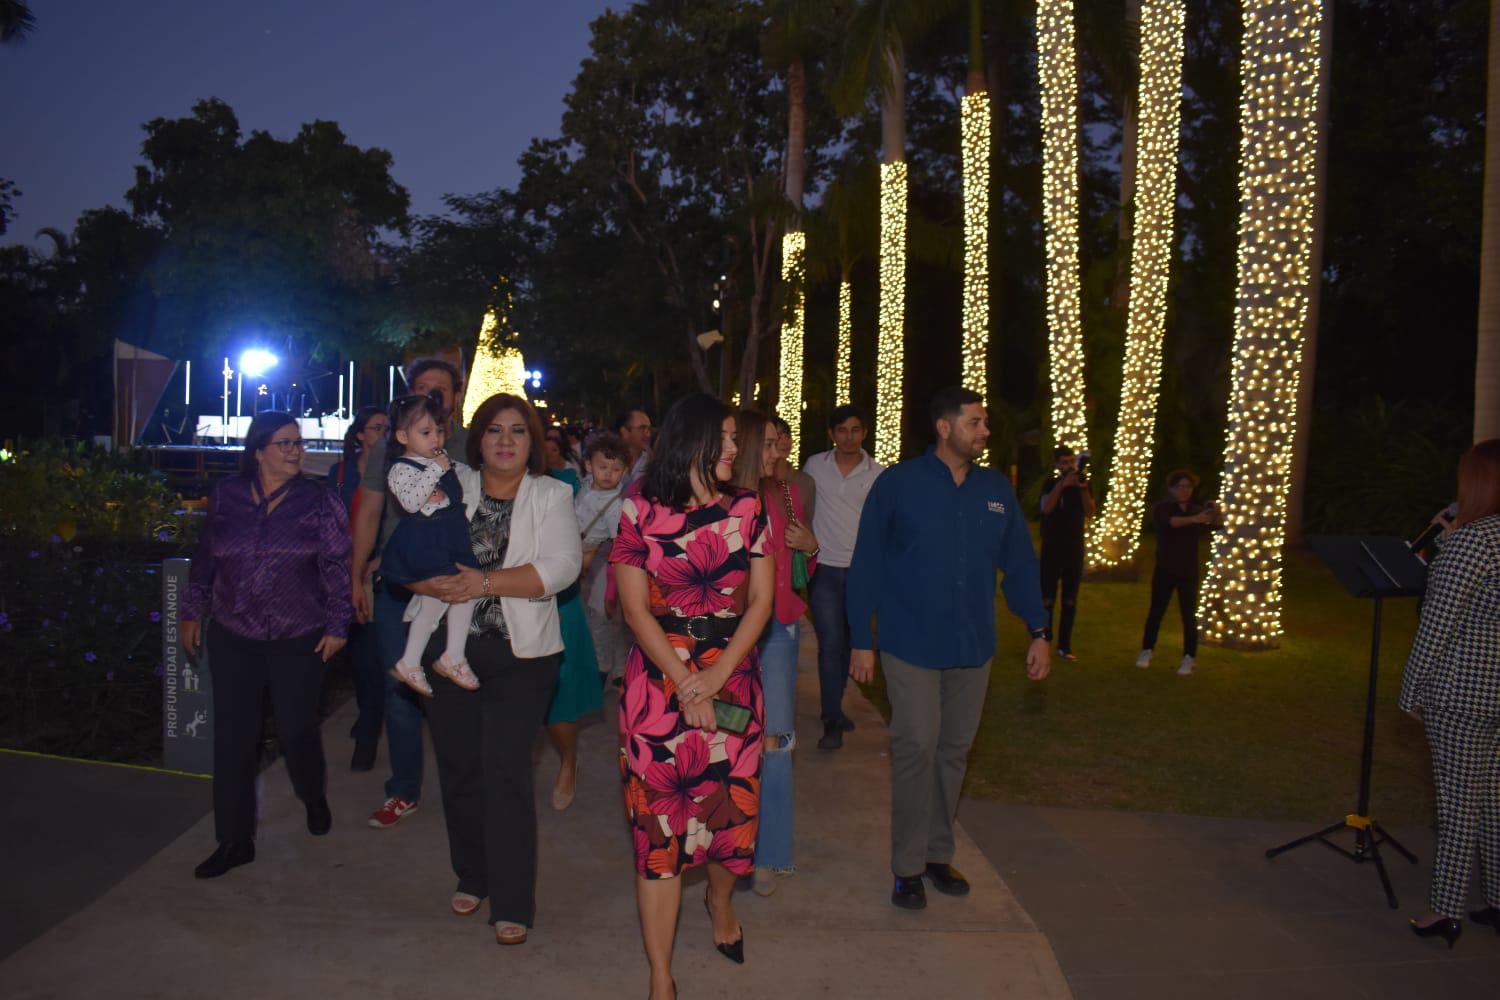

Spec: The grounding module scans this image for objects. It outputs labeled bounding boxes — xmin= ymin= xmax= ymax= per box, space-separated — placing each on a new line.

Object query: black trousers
xmin=425 ymin=631 xmax=561 ymax=927
xmin=1140 ymin=572 xmax=1199 ymax=656
xmin=1039 ymin=543 xmax=1083 ymax=651
xmin=208 ymin=621 xmax=328 ymax=844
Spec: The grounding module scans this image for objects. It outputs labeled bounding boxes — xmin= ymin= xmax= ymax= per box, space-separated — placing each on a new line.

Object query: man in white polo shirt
xmin=804 ymin=404 xmax=884 ymax=749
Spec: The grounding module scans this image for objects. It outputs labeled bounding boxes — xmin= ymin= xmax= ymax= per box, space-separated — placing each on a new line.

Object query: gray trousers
xmin=883 ymin=653 xmax=991 ymax=877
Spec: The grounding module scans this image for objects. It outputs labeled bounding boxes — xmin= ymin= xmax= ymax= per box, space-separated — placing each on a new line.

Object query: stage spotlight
xmin=239 ymin=349 xmax=279 ymax=379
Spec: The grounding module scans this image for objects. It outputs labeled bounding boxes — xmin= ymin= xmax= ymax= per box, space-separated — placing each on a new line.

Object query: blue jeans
xmin=756 ymin=619 xmax=799 ymax=871
xmin=373 ymin=585 xmax=426 ymax=801
xmin=808 ymin=565 xmax=851 ymax=725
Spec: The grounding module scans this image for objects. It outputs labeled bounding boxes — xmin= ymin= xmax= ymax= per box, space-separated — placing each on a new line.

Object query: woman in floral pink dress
xmin=611 ymin=394 xmax=773 ymax=1000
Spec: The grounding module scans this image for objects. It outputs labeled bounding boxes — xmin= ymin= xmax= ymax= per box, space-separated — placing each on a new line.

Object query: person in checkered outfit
xmin=1398 ymin=439 xmax=1500 ymax=947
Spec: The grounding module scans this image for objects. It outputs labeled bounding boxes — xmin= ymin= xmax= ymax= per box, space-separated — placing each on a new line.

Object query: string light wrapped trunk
xmin=1198 ymin=0 xmax=1326 ymax=649
xmin=875 ymin=161 xmax=908 ymax=466
xmin=961 ymin=89 xmax=991 ymax=462
xmin=1037 ymin=0 xmax=1089 ymax=455
xmin=777 ymin=231 xmax=807 ymax=457
xmin=836 ymin=277 xmax=853 ymax=407
xmin=1087 ymin=0 xmax=1187 ymax=571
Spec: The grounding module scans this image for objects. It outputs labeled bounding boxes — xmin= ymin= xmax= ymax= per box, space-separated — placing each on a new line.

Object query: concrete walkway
xmin=961 ymin=801 xmax=1500 ymax=999
xmin=3 ymin=631 xmax=1070 ymax=999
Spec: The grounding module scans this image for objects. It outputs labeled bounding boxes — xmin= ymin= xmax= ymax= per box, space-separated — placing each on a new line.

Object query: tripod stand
xmin=1265 ymin=536 xmax=1425 ymax=909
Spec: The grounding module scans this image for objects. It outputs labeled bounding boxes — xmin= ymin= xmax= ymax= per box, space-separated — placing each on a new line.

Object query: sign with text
xmin=161 ymin=557 xmax=213 ymax=775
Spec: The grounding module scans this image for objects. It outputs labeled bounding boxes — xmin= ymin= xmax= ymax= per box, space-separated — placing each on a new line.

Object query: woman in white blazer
xmin=404 ymin=392 xmax=581 ymax=946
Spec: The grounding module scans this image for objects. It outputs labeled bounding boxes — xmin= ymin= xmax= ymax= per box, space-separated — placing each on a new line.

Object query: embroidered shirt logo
xmin=987 ymin=500 xmax=1007 ymax=515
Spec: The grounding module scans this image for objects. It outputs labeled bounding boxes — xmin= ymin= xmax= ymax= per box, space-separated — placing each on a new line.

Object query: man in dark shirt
xmin=1038 ymin=447 xmax=1094 ymax=661
xmin=1137 ymin=468 xmax=1218 ymax=675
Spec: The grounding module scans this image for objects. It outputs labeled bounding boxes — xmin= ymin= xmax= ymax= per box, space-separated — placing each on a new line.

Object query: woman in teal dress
xmin=545 ymin=458 xmax=603 ymax=810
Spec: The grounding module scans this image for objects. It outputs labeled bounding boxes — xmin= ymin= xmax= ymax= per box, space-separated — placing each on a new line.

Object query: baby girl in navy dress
xmin=380 ymin=394 xmax=482 ymax=696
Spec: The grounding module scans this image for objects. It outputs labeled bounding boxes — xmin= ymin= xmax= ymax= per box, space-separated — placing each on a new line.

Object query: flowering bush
xmin=0 ymin=441 xmax=197 ymax=762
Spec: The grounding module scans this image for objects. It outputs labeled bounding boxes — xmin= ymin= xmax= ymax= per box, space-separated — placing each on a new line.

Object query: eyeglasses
xmin=267 ymin=439 xmax=306 ymax=452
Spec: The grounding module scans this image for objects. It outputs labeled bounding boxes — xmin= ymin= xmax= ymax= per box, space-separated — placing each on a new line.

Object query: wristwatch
xmin=1029 ymin=626 xmax=1051 ymax=642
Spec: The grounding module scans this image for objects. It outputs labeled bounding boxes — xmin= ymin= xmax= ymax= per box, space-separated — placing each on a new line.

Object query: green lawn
xmin=859 ymin=542 xmax=1436 ymax=825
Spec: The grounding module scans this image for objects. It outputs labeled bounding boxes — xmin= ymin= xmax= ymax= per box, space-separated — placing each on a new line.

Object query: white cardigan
xmin=405 ymin=466 xmax=581 ymax=658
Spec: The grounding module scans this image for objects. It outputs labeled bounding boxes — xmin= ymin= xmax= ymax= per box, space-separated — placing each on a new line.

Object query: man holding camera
xmin=1038 ymin=446 xmax=1095 ymax=662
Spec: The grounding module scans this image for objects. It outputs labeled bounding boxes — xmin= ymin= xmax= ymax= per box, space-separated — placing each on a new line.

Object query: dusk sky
xmin=1 ymin=0 xmax=618 ymax=246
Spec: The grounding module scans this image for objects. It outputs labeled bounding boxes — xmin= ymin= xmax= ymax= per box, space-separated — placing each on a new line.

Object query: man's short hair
xmin=614 ymin=408 xmax=648 ymax=433
xmin=1165 ymin=468 xmax=1199 ymax=489
xmin=406 ymin=357 xmax=463 ymax=392
xmin=584 ymin=431 xmax=630 ymax=467
xmin=1053 ymin=445 xmax=1075 ymax=460
xmin=929 ymin=386 xmax=983 ymax=433
xmin=828 ymin=404 xmax=868 ymax=430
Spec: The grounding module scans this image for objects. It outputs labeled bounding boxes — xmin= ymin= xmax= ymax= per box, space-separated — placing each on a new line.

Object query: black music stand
xmin=1264 ymin=536 xmax=1426 ymax=909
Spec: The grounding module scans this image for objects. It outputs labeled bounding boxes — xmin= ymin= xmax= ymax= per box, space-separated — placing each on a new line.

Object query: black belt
xmin=656 ymin=615 xmax=742 ymax=642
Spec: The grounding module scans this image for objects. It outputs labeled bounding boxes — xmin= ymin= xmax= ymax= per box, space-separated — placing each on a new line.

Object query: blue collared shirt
xmin=846 ymin=449 xmax=1046 ymax=669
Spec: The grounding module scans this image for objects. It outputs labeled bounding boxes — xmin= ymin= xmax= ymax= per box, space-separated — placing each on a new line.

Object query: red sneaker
xmin=367 ymin=797 xmax=419 ymax=829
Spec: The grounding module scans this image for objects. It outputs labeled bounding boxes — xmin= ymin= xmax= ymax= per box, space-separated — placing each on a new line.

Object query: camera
xmin=1074 ymin=451 xmax=1090 ymax=485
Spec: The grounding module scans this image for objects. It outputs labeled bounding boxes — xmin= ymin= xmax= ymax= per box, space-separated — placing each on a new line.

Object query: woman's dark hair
xmin=341 ymin=405 xmax=385 ymax=470
xmin=545 ymin=425 xmax=580 ymax=469
xmin=731 ymin=409 xmax=772 ymax=493
xmin=240 ymin=411 xmax=298 ymax=477
xmin=387 ymin=394 xmax=444 ymax=459
xmin=1457 ymin=439 xmax=1500 ymax=527
xmin=641 ymin=393 xmax=733 ymax=510
xmin=466 ymin=393 xmax=547 ymax=476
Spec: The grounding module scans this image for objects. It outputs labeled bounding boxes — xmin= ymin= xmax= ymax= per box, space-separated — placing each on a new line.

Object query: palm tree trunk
xmin=962 ymin=0 xmax=991 ymax=460
xmin=786 ymin=59 xmax=808 ymax=208
xmin=874 ymin=44 xmax=908 ymax=465
xmin=1111 ymin=0 xmax=1141 ymax=313
xmin=779 ymin=57 xmax=809 ymax=455
xmin=1286 ymin=0 xmax=1334 ymax=542
xmin=1477 ymin=0 xmax=1500 ymax=441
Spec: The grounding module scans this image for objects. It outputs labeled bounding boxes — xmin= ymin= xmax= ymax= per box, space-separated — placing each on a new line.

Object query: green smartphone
xmin=712 ymin=699 xmax=752 ymax=735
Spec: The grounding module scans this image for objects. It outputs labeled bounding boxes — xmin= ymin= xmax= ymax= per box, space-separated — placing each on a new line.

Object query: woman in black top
xmin=1136 ymin=469 xmax=1217 ymax=675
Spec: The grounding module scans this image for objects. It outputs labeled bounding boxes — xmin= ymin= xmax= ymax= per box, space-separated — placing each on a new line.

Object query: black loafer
xmin=891 ymin=874 xmax=927 ymax=910
xmin=925 ymin=862 xmax=970 ymax=896
xmin=817 ymin=722 xmax=843 ymax=750
xmin=350 ymin=741 xmax=377 ymax=772
xmin=306 ymin=797 xmax=332 ymax=836
xmin=838 ymin=716 xmax=856 ymax=733
xmin=194 ymin=840 xmax=255 ymax=879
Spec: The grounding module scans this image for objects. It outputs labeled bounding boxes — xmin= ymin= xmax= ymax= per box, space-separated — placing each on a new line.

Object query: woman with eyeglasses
xmin=182 ymin=411 xmax=353 ymax=879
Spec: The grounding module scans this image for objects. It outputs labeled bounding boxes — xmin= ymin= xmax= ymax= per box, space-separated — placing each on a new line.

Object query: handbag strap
xmin=777 ymin=479 xmax=799 ymax=526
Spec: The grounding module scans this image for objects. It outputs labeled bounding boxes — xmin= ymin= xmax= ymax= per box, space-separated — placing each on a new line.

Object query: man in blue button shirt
xmin=848 ymin=386 xmax=1051 ymax=910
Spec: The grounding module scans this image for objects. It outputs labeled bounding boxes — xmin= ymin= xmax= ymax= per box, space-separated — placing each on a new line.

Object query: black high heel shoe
xmin=1469 ymin=906 xmax=1500 ymax=931
xmin=703 ymin=892 xmax=745 ymax=964
xmin=1408 ymin=916 xmax=1461 ymax=949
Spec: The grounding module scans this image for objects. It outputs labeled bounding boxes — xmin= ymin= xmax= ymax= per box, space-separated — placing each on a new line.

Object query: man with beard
xmin=847 ymin=386 xmax=1051 ymax=910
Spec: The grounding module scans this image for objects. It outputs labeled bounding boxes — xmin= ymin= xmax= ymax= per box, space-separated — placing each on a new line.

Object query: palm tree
xmin=0 ymin=0 xmax=35 ymax=43
xmin=961 ymin=0 xmax=991 ymax=425
xmin=1477 ymin=0 xmax=1500 ymax=441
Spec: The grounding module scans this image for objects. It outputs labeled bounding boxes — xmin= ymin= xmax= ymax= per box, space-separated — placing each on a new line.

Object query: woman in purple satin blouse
xmin=182 ymin=411 xmax=354 ymax=879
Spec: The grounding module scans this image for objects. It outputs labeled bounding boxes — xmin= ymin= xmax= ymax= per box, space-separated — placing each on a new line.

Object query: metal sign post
xmin=161 ymin=557 xmax=213 ymax=775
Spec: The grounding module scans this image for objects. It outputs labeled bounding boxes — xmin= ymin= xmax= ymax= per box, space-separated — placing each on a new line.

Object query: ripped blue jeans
xmin=755 ymin=619 xmax=799 ymax=872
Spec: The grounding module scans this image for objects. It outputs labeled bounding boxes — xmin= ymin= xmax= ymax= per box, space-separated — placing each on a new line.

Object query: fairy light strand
xmin=1037 ymin=0 xmax=1089 ymax=455
xmin=875 ymin=161 xmax=908 ymax=466
xmin=961 ymin=91 xmax=991 ymax=410
xmin=778 ymin=230 xmax=807 ymax=458
xmin=1087 ymin=0 xmax=1186 ymax=570
xmin=1198 ymin=0 xmax=1325 ymax=648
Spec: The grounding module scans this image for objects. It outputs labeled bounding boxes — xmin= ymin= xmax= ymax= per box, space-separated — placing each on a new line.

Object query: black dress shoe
xmin=703 ymin=894 xmax=744 ymax=964
xmin=891 ymin=874 xmax=927 ymax=910
xmin=1409 ymin=916 xmax=1461 ymax=949
xmin=817 ymin=721 xmax=843 ymax=750
xmin=1469 ymin=906 xmax=1500 ymax=930
xmin=306 ymin=797 xmax=332 ymax=836
xmin=925 ymin=862 xmax=970 ymax=896
xmin=350 ymin=741 xmax=377 ymax=772
xmin=838 ymin=716 xmax=856 ymax=733
xmin=194 ymin=840 xmax=255 ymax=879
